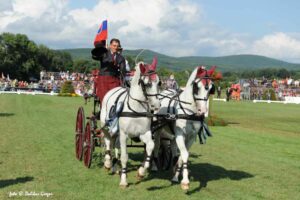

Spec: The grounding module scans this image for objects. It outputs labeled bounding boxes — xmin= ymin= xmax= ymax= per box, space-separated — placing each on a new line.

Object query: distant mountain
xmin=61 ymin=48 xmax=300 ymax=71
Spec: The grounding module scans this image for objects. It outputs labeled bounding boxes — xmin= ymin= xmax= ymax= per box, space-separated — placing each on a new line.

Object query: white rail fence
xmin=212 ymin=97 xmax=300 ymax=104
xmin=1 ymin=91 xmax=299 ymax=104
xmin=0 ymin=91 xmax=58 ymax=96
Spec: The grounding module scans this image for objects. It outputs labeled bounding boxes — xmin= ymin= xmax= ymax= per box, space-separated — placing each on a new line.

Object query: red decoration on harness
xmin=140 ymin=57 xmax=158 ymax=81
xmin=196 ymin=66 xmax=216 ymax=84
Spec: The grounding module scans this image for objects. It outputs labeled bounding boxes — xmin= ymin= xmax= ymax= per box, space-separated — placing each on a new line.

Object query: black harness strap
xmin=182 ymin=162 xmax=188 ymax=169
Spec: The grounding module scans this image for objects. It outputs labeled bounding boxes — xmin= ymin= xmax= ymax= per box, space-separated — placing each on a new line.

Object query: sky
xmin=1 ymin=0 xmax=300 ymax=62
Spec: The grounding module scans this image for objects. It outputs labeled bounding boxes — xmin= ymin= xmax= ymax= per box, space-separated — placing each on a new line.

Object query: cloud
xmin=0 ymin=0 xmax=13 ymax=12
xmin=0 ymin=0 xmax=300 ymax=63
xmin=250 ymin=32 xmax=300 ymax=62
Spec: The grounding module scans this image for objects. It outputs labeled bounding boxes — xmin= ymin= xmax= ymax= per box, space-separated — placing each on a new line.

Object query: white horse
xmin=153 ymin=66 xmax=216 ymax=191
xmin=100 ymin=57 xmax=160 ymax=187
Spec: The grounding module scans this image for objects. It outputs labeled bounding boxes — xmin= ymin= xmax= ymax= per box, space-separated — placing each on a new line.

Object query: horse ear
xmin=196 ymin=67 xmax=205 ymax=77
xmin=150 ymin=56 xmax=157 ymax=71
xmin=139 ymin=63 xmax=146 ymax=74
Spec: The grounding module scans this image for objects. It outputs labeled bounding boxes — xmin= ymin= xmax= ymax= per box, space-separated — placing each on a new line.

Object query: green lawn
xmin=0 ymin=95 xmax=299 ymax=200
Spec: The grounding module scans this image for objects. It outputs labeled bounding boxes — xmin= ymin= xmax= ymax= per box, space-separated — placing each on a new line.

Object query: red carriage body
xmin=92 ymin=69 xmax=121 ymax=103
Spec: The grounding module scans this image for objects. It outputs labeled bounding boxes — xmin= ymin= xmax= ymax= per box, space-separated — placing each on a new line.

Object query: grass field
xmin=0 ymin=94 xmax=299 ymax=200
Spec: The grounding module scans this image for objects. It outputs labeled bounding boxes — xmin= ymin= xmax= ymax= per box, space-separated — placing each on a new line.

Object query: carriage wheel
xmin=83 ymin=120 xmax=94 ymax=168
xmin=75 ymin=107 xmax=85 ymax=160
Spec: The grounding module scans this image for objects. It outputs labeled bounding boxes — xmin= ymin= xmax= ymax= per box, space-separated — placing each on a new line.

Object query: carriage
xmin=74 ymin=50 xmax=218 ymax=190
xmin=74 ymin=69 xmax=173 ymax=170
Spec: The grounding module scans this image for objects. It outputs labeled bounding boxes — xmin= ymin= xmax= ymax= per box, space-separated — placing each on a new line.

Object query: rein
xmin=192 ymin=70 xmax=213 ymax=102
xmin=119 ymin=70 xmax=213 ymax=122
xmin=139 ymin=70 xmax=159 ymax=100
xmin=119 ymin=72 xmax=159 ymax=118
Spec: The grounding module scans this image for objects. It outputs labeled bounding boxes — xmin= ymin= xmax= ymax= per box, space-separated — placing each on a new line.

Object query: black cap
xmin=91 ymin=41 xmax=107 ymax=61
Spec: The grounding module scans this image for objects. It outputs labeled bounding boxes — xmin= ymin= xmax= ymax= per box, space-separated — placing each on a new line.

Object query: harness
xmin=107 ymin=69 xmax=213 ymax=143
xmin=118 ymin=70 xmax=159 ymax=118
xmin=152 ymin=72 xmax=215 ymax=143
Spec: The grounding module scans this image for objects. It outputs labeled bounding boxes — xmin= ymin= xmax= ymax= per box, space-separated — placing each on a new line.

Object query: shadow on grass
xmin=145 ymin=162 xmax=253 ymax=194
xmin=186 ymin=163 xmax=254 ymax=195
xmin=0 ymin=176 xmax=34 ymax=189
xmin=90 ymin=150 xmax=253 ymax=193
xmin=0 ymin=113 xmax=14 ymax=117
xmin=92 ymin=152 xmax=141 ymax=173
xmin=93 ymin=151 xmax=202 ymax=174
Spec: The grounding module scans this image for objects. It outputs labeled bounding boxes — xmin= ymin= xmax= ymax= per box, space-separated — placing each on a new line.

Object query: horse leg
xmin=170 ymin=135 xmax=180 ymax=182
xmin=103 ymin=135 xmax=112 ymax=170
xmin=138 ymin=131 xmax=154 ymax=179
xmin=172 ymin=155 xmax=182 ymax=183
xmin=119 ymin=130 xmax=128 ymax=187
xmin=172 ymin=133 xmax=195 ymax=183
xmin=176 ymin=134 xmax=190 ymax=191
xmin=112 ymin=137 xmax=120 ymax=174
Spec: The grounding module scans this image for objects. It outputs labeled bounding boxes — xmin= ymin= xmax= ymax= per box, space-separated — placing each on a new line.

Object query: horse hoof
xmin=119 ymin=183 xmax=128 ymax=189
xmin=171 ymin=178 xmax=179 ymax=183
xmin=136 ymin=172 xmax=144 ymax=180
xmin=104 ymin=166 xmax=111 ymax=171
xmin=181 ymin=183 xmax=189 ymax=191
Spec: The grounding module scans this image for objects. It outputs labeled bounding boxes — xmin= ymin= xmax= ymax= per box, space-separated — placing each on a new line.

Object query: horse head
xmin=134 ymin=56 xmax=160 ymax=111
xmin=191 ymin=66 xmax=216 ymax=115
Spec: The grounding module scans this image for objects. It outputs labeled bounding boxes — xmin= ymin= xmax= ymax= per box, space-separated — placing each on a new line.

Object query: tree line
xmin=0 ymin=32 xmax=73 ymax=81
xmin=222 ymin=68 xmax=300 ymax=82
xmin=1 ymin=32 xmax=300 ymax=84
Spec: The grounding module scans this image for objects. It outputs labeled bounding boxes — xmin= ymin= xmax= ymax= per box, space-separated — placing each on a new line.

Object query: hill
xmin=61 ymin=48 xmax=300 ymax=71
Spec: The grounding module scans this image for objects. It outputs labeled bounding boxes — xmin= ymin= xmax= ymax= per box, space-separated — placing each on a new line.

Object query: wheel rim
xmin=75 ymin=107 xmax=85 ymax=160
xmin=83 ymin=121 xmax=93 ymax=168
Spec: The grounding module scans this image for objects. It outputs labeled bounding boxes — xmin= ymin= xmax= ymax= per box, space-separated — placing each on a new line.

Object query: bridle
xmin=192 ymin=70 xmax=215 ymax=102
xmin=138 ymin=70 xmax=159 ymax=100
xmin=127 ymin=70 xmax=159 ymax=113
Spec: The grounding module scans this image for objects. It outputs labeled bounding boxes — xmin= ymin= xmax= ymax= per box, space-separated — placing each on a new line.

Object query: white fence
xmin=252 ymin=97 xmax=300 ymax=104
xmin=0 ymin=91 xmax=58 ymax=96
xmin=213 ymin=97 xmax=300 ymax=104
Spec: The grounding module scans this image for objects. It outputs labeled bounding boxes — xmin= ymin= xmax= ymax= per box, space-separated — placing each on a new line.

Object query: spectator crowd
xmin=0 ymin=71 xmax=94 ymax=96
xmin=225 ymin=76 xmax=300 ymax=101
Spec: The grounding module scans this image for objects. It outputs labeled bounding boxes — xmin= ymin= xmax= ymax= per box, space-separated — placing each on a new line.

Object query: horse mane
xmin=185 ymin=67 xmax=198 ymax=87
xmin=131 ymin=62 xmax=143 ymax=86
